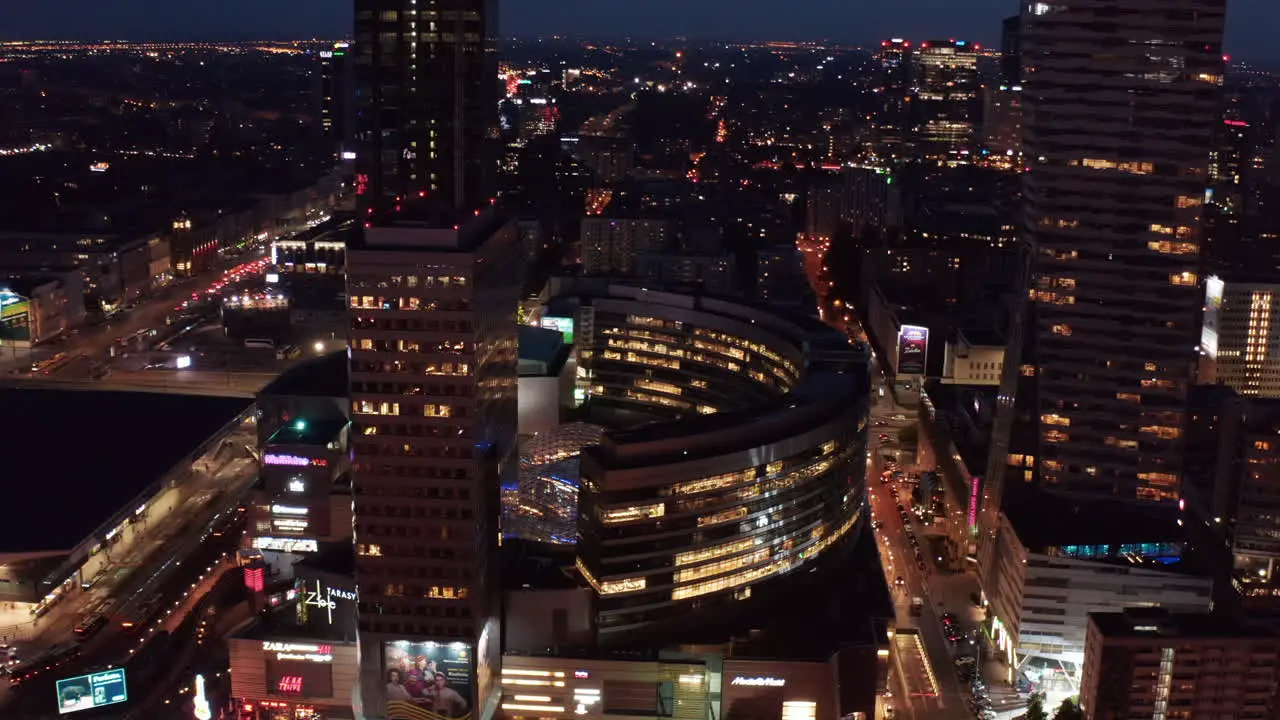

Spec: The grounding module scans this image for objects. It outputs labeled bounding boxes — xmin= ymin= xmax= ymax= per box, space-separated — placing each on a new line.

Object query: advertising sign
xmin=0 ymin=292 xmax=30 ymax=342
xmin=1201 ymin=274 xmax=1224 ymax=359
xmin=897 ymin=324 xmax=929 ymax=375
xmin=539 ymin=316 xmax=575 ymax=344
xmin=384 ymin=640 xmax=474 ymax=720
xmin=266 ymin=657 xmax=334 ymax=698
xmin=55 ymin=669 xmax=128 ymax=715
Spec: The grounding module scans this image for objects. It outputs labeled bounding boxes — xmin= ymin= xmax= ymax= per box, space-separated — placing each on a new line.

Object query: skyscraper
xmin=353 ymin=0 xmax=500 ymax=220
xmin=319 ymin=42 xmax=355 ymax=158
xmin=349 ymin=1 xmax=514 ymax=718
xmin=1019 ymin=0 xmax=1226 ymax=500
xmin=348 ymin=220 xmax=519 ymax=720
xmin=873 ymin=39 xmax=914 ymax=162
xmin=913 ymin=40 xmax=980 ymax=160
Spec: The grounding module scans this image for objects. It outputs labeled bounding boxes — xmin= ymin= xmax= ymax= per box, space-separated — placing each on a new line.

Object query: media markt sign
xmin=301 ymin=579 xmax=358 ymax=624
xmin=730 ymin=676 xmax=786 ymax=687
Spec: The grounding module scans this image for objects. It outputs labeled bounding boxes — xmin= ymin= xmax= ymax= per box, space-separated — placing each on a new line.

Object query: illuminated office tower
xmin=874 ymin=39 xmax=914 ymax=161
xmin=1019 ymin=0 xmax=1226 ymax=500
xmin=913 ymin=39 xmax=980 ymax=160
xmin=348 ymin=218 xmax=519 ymax=720
xmin=354 ymin=0 xmax=500 ymax=220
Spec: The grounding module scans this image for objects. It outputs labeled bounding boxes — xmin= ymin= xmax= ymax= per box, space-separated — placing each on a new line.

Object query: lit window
xmin=423 ymin=404 xmax=453 ymax=418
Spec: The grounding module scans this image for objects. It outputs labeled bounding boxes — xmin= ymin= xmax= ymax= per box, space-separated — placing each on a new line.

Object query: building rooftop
xmin=235 ymin=604 xmax=357 ymax=643
xmin=259 ymin=351 xmax=348 ymax=399
xmin=1003 ymin=482 xmax=1192 ymax=558
xmin=294 ymin=543 xmax=356 ymax=578
xmin=1090 ymin=608 xmax=1280 ymax=641
xmin=518 ymin=324 xmax=569 ymax=377
xmin=0 ymin=389 xmax=249 ymax=554
xmin=266 ymin=418 xmax=347 ymax=447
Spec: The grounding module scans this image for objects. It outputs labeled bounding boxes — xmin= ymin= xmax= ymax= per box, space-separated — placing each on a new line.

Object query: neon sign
xmin=252 ymin=537 xmax=318 ymax=553
xmin=968 ymin=476 xmax=981 ymax=529
xmin=264 ymin=642 xmax=333 ymax=663
xmin=264 ymin=454 xmax=328 ymax=468
xmin=193 ymin=674 xmax=213 ymax=720
xmin=301 ymin=579 xmax=357 ymax=625
xmin=244 ymin=566 xmax=265 ymax=592
xmin=277 ymin=676 xmax=303 ymax=694
xmin=730 ymin=676 xmax=786 ymax=687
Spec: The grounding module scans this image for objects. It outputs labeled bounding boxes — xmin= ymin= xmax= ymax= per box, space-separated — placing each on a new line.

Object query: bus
xmin=30 ymin=352 xmax=67 ymax=374
xmin=120 ymin=596 xmax=163 ymax=631
xmin=73 ymin=613 xmax=107 ymax=639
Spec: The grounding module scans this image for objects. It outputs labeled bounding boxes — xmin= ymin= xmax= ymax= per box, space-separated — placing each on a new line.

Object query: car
xmin=941 ymin=612 xmax=958 ymax=625
xmin=878 ymin=433 xmax=890 ymax=442
xmin=909 ymin=535 xmax=919 ymax=547
xmin=872 ymin=520 xmax=884 ymax=530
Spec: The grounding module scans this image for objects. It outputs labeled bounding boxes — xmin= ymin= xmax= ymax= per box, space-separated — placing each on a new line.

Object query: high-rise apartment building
xmin=1019 ymin=0 xmax=1226 ymax=501
xmin=913 ymin=40 xmax=980 ymax=160
xmin=353 ymin=0 xmax=500 ymax=219
xmin=1080 ymin=608 xmax=1280 ymax=720
xmin=348 ymin=219 xmax=519 ymax=720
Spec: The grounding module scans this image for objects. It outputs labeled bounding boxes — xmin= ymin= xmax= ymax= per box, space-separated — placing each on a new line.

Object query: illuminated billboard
xmin=539 ymin=316 xmax=575 ymax=344
xmin=1201 ymin=274 xmax=1224 ymax=359
xmin=56 ymin=669 xmax=128 ymax=714
xmin=266 ymin=653 xmax=334 ymax=698
xmin=384 ymin=640 xmax=474 ymax=720
xmin=897 ymin=324 xmax=929 ymax=375
xmin=0 ymin=291 xmax=30 ymax=343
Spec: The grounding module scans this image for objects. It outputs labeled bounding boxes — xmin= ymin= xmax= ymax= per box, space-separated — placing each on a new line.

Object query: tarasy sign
xmin=301 ymin=579 xmax=358 ymax=625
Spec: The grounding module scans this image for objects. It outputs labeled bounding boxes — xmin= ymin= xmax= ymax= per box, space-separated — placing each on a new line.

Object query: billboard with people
xmin=384 ymin=640 xmax=473 ymax=720
xmin=897 ymin=324 xmax=929 ymax=375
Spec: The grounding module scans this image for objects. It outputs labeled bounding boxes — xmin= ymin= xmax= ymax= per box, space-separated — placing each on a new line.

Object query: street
xmin=0 ymin=418 xmax=261 ymax=714
xmin=797 ymin=233 xmax=1022 ymax=720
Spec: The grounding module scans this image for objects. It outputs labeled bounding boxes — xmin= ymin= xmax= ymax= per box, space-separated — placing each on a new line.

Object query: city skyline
xmin=1 ymin=0 xmax=1277 ymax=61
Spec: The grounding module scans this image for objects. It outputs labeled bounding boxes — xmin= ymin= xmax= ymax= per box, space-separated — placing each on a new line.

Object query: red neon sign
xmin=277 ymin=675 xmax=304 ymax=694
xmin=245 ymin=566 xmax=265 ymax=592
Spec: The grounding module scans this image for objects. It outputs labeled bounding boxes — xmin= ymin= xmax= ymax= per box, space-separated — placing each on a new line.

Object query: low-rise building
xmin=0 ymin=232 xmax=155 ymax=311
xmin=1080 ymin=608 xmax=1280 ymax=720
xmin=982 ymin=486 xmax=1214 ymax=696
xmin=251 ymin=352 xmax=352 ymax=561
xmin=941 ymin=328 xmax=1005 ymax=387
xmin=0 ymin=271 xmax=85 ymax=346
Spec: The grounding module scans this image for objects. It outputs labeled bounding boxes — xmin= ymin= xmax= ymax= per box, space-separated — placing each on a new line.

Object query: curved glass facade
xmin=563 ymin=289 xmax=871 ymax=641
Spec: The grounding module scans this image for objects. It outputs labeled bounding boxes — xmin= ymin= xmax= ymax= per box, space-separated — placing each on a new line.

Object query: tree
xmin=1025 ymin=692 xmax=1048 ymax=720
xmin=1052 ymin=698 xmax=1084 ymax=720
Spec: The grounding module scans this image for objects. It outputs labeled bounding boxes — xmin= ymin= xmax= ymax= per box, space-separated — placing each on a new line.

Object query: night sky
xmin=0 ymin=0 xmax=1273 ymax=61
